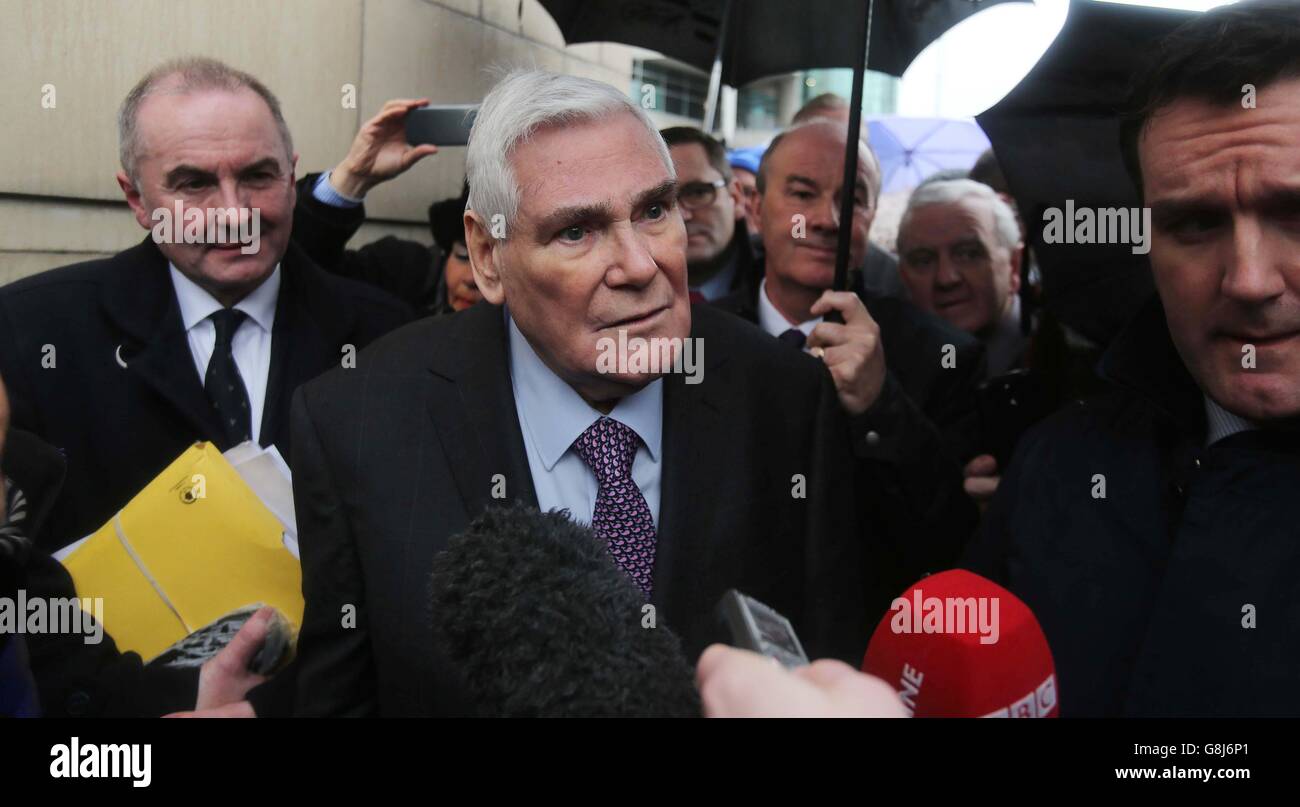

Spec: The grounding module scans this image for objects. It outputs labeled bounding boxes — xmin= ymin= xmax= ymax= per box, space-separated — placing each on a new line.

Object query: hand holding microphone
xmin=696 ymin=644 xmax=907 ymax=718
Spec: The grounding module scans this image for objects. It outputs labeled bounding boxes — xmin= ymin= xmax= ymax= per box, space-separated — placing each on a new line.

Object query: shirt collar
xmin=169 ymin=263 xmax=281 ymax=333
xmin=1204 ymin=395 xmax=1257 ymax=446
xmin=757 ymin=277 xmax=821 ymax=339
xmin=507 ymin=310 xmax=663 ymax=471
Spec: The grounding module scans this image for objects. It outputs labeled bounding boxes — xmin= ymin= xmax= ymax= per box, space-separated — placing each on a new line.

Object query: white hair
xmin=900 ymin=179 xmax=1022 ymax=251
xmin=465 ymin=69 xmax=673 ymax=238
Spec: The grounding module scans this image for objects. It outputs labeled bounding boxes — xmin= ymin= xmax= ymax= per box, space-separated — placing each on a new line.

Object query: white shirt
xmin=507 ymin=311 xmax=663 ymax=528
xmin=757 ymin=277 xmax=822 ymax=346
xmin=169 ymin=264 xmax=280 ymax=444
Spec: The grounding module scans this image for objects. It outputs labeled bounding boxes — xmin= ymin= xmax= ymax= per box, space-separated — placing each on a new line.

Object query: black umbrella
xmin=540 ymin=0 xmax=1026 ymax=85
xmin=976 ymin=0 xmax=1195 ymax=347
xmin=540 ymin=0 xmax=1023 ymax=296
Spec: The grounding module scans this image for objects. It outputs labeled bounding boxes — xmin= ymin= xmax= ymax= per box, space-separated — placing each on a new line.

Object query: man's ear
xmin=464 ymin=211 xmax=505 ymax=305
xmin=727 ymin=177 xmax=745 ymax=219
xmin=116 ymin=170 xmax=154 ymax=231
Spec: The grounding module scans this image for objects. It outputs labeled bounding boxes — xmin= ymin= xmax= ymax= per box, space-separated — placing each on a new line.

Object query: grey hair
xmin=755 ymin=116 xmax=881 ymax=204
xmin=900 ymin=179 xmax=1022 ymax=251
xmin=465 ymin=69 xmax=673 ymax=238
xmin=118 ymin=57 xmax=294 ymax=182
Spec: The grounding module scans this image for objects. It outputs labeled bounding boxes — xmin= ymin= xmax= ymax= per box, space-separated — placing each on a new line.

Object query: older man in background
xmin=896 ymin=179 xmax=1026 ymax=377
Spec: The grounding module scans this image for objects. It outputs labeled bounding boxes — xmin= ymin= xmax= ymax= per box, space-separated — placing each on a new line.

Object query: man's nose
xmin=606 ymin=223 xmax=659 ymax=287
xmin=213 ymin=178 xmax=247 ymax=212
xmin=935 ymin=255 xmax=963 ymax=288
xmin=1221 ymin=217 xmax=1287 ymax=305
xmin=807 ymin=192 xmax=838 ymax=233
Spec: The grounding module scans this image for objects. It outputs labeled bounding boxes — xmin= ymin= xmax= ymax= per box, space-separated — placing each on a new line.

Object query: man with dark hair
xmin=966 ymin=0 xmax=1300 ymax=716
xmin=658 ymin=126 xmax=757 ymax=300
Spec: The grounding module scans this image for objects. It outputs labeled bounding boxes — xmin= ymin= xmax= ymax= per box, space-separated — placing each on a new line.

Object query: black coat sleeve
xmin=849 ymin=372 xmax=980 ymax=602
xmin=292 ymin=173 xmax=441 ymax=313
xmin=22 ymin=550 xmax=201 ymax=717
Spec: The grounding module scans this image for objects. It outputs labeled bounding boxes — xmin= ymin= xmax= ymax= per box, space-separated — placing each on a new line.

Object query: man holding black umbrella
xmin=716 ymin=116 xmax=987 ymax=472
xmin=966 ymin=0 xmax=1300 ymax=717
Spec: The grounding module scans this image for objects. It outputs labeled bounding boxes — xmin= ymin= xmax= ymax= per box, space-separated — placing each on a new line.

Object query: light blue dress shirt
xmin=507 ymin=311 xmax=663 ymax=528
xmin=312 ymin=171 xmax=363 ymax=208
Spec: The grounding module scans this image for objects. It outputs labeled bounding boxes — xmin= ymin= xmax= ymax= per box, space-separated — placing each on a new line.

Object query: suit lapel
xmin=425 ymin=303 xmax=537 ymax=517
xmin=101 ymin=239 xmax=223 ymax=442
xmin=652 ymin=310 xmax=732 ymax=612
xmin=261 ymin=245 xmax=356 ymax=447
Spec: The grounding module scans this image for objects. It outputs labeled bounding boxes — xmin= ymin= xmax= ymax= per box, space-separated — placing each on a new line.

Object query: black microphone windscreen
xmin=429 ymin=504 xmax=700 ymax=717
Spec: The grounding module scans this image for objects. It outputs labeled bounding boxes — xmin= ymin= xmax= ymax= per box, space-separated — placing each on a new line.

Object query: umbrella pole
xmin=702 ymin=0 xmax=732 ymax=135
xmin=830 ymin=0 xmax=875 ymax=306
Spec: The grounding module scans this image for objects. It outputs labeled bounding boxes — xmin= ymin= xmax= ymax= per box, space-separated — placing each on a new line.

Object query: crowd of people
xmin=1 ymin=0 xmax=1297 ymax=717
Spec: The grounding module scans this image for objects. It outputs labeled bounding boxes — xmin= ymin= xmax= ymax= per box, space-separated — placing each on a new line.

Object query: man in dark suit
xmin=965 ymin=0 xmax=1300 ymax=715
xmin=658 ymin=127 xmax=760 ymax=301
xmin=715 ymin=118 xmax=985 ymax=522
xmin=290 ymin=69 xmax=970 ymax=716
xmin=0 ymin=57 xmax=410 ymax=717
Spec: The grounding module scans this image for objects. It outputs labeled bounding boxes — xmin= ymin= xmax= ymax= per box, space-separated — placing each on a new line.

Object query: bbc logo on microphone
xmin=982 ymin=673 xmax=1058 ymax=718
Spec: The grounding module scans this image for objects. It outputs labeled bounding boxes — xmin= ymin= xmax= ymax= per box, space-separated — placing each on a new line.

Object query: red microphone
xmin=861 ymin=569 xmax=1058 ymax=717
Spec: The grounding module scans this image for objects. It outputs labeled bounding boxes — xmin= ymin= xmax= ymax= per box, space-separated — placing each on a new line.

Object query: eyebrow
xmin=532 ymin=178 xmax=677 ymax=237
xmin=901 ymin=235 xmax=983 ymax=254
xmin=237 ymin=158 xmax=284 ymax=176
xmin=1149 ymin=196 xmax=1226 ymax=227
xmin=162 ymin=157 xmax=284 ymax=187
xmin=784 ymin=173 xmax=868 ymax=196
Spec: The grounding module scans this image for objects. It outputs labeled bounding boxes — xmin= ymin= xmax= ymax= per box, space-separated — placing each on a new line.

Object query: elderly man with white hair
xmin=896 ymin=179 xmax=1107 ymax=505
xmin=287 ymin=70 xmax=968 ymax=716
xmin=896 ymin=179 xmax=1027 ymax=377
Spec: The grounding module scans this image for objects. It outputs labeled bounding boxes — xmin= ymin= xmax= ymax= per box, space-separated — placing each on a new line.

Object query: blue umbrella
xmin=867 ymin=117 xmax=992 ymax=194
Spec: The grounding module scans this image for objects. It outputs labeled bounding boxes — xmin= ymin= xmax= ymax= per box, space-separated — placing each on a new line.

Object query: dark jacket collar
xmin=100 ymin=237 xmax=358 ymax=447
xmin=421 ymin=301 xmax=733 ymax=611
xmin=100 ymin=237 xmax=356 ymax=345
xmin=1098 ymin=295 xmax=1205 ymax=435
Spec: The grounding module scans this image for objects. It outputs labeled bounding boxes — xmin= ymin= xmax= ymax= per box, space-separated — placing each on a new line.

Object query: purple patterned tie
xmin=572 ymin=416 xmax=657 ymax=598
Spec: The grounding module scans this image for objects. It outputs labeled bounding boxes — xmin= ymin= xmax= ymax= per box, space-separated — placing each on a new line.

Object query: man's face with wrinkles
xmin=484 ymin=111 xmax=690 ymax=403
xmin=1141 ymin=77 xmax=1300 ymax=421
xmin=117 ymin=82 xmax=296 ymax=304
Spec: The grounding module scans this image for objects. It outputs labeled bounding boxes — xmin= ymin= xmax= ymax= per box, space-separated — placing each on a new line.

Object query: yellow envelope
xmin=63 ymin=442 xmax=303 ymax=661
